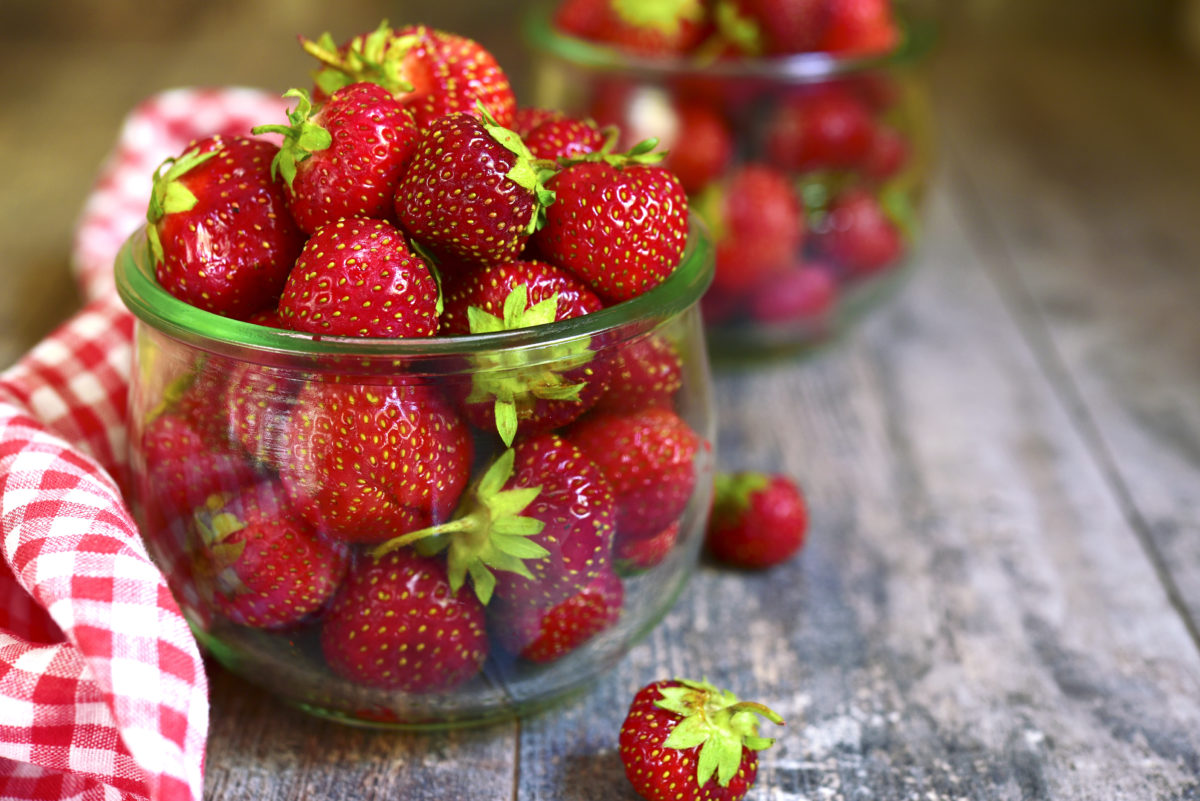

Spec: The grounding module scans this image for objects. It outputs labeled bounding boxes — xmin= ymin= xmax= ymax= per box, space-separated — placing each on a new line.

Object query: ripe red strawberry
xmin=819 ymin=0 xmax=899 ymax=56
xmin=620 ymin=679 xmax=784 ymax=801
xmin=372 ymin=433 xmax=616 ymax=610
xmin=706 ymin=472 xmax=808 ymax=568
xmin=439 ymin=259 xmax=605 ymax=336
xmin=277 ymin=217 xmax=440 ymax=338
xmin=765 ymin=87 xmax=875 ymax=172
xmin=511 ymin=106 xmax=565 ymax=138
xmin=523 ymin=116 xmax=608 ymax=162
xmin=192 ymin=481 xmax=349 ymax=629
xmin=490 ymin=567 xmax=623 ymax=662
xmin=251 ymin=83 xmax=420 ymax=233
xmin=393 ymin=111 xmax=556 ymax=267
xmin=811 ymin=188 xmax=903 ymax=278
xmin=662 ymin=100 xmax=733 ymax=194
xmin=697 ymin=163 xmax=804 ymax=296
xmin=302 ymin=22 xmax=516 ymax=130
xmin=219 ymin=362 xmax=298 ymax=465
xmin=713 ymin=0 xmax=828 ymax=55
xmin=534 ymin=142 xmax=689 ymax=303
xmin=146 ymin=134 xmax=305 ymax=320
xmin=280 ymin=379 xmax=473 ymax=544
xmin=594 ymin=334 xmax=683 ymax=415
xmin=140 ymin=411 xmax=260 ymax=521
xmin=863 ymin=125 xmax=909 ymax=181
xmin=747 ymin=263 xmax=836 ymax=325
xmin=570 ymin=406 xmax=700 ymax=541
xmin=320 ymin=549 xmax=488 ymax=692
xmin=564 ymin=0 xmax=709 ymax=56
xmin=614 ymin=521 xmax=679 ymax=573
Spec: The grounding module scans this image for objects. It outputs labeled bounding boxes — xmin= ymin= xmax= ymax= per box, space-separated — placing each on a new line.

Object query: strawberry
xmin=533 ymin=141 xmax=689 ymax=303
xmin=392 ymin=111 xmax=556 ymax=268
xmin=319 ymin=549 xmax=488 ymax=692
xmin=251 ymin=83 xmax=420 ymax=233
xmin=146 ymin=134 xmax=305 ymax=320
xmin=511 ymin=106 xmax=565 ymax=138
xmin=746 ymin=263 xmax=836 ymax=325
xmin=279 ymin=379 xmax=473 ymax=544
xmin=862 ymin=124 xmax=909 ymax=181
xmin=811 ymin=188 xmax=903 ymax=278
xmin=578 ymin=0 xmax=709 ymax=56
xmin=302 ymin=22 xmax=516 ymax=130
xmin=713 ymin=0 xmax=828 ymax=55
xmin=277 ymin=217 xmax=440 ymax=338
xmin=819 ymin=0 xmax=899 ymax=56
xmin=523 ymin=116 xmax=608 ymax=162
xmin=570 ymin=406 xmax=700 ymax=541
xmin=765 ymin=87 xmax=875 ymax=173
xmin=440 ymin=262 xmax=610 ymax=445
xmin=662 ymin=100 xmax=733 ymax=194
xmin=620 ymin=679 xmax=784 ymax=801
xmin=697 ymin=163 xmax=804 ymax=296
xmin=614 ymin=522 xmax=679 ymax=574
xmin=371 ymin=434 xmax=616 ymax=610
xmin=490 ymin=567 xmax=623 ymax=662
xmin=191 ymin=481 xmax=349 ymax=629
xmin=706 ymin=472 xmax=808 ymax=568
xmin=594 ymin=333 xmax=683 ymax=415
xmin=219 ymin=362 xmax=297 ymax=465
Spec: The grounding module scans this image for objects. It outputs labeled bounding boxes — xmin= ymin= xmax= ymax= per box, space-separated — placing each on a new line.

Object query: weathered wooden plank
xmin=934 ymin=38 xmax=1200 ymax=632
xmin=518 ymin=179 xmax=1200 ymax=799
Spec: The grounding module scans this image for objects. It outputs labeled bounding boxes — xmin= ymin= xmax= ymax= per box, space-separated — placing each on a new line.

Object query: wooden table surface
xmin=2 ymin=2 xmax=1199 ymax=799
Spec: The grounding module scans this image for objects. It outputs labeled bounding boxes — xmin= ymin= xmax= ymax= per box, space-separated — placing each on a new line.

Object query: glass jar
xmin=526 ymin=9 xmax=935 ymax=363
xmin=115 ymin=222 xmax=715 ymax=728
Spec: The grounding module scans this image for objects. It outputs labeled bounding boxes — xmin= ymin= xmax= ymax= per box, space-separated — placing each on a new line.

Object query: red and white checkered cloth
xmin=0 ymin=88 xmax=290 ymax=801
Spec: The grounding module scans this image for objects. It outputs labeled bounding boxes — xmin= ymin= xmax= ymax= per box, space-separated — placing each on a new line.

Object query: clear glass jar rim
xmin=115 ymin=216 xmax=713 ymax=360
xmin=524 ymin=4 xmax=935 ymax=82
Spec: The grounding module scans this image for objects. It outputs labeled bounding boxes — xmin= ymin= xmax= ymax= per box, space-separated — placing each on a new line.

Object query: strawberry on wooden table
xmin=146 ymin=134 xmax=305 ymax=320
xmin=533 ymin=139 xmax=689 ymax=303
xmin=620 ymin=678 xmax=784 ymax=801
xmin=278 ymin=217 xmax=440 ymax=338
xmin=319 ymin=549 xmax=489 ymax=693
xmin=706 ymin=471 xmax=808 ymax=568
xmin=251 ymin=83 xmax=420 ymax=233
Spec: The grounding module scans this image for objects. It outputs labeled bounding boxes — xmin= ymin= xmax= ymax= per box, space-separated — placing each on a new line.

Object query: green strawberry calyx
xmin=711 ymin=471 xmax=770 ymax=526
xmin=656 ymin=678 xmax=785 ymax=788
xmin=192 ymin=494 xmax=251 ymax=597
xmin=612 ymin=0 xmax=704 ymax=35
xmin=478 ymin=101 xmax=557 ymax=235
xmin=301 ymin=20 xmax=419 ymax=98
xmin=250 ymin=88 xmax=334 ymax=188
xmin=145 ymin=146 xmax=220 ymax=264
xmin=464 ymin=285 xmax=593 ymax=447
xmin=559 ymin=134 xmax=667 ymax=171
xmin=710 ymin=0 xmax=765 ymax=57
xmin=370 ymin=448 xmax=548 ymax=606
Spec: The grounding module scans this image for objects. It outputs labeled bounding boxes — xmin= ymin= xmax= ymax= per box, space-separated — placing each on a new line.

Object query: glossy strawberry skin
xmin=393 ymin=113 xmax=544 ymax=267
xmin=706 ymin=473 xmax=808 ymax=568
xmin=523 ymin=116 xmax=607 ymax=162
xmin=282 ymin=82 xmax=420 ymax=233
xmin=279 ymin=380 xmax=473 ymax=544
xmin=439 ymin=259 xmax=605 ymax=336
xmin=491 ymin=567 xmax=623 ymax=662
xmin=620 ymin=680 xmax=759 ymax=801
xmin=320 ymin=549 xmax=488 ymax=693
xmin=150 ymin=135 xmax=305 ymax=321
xmin=614 ymin=522 xmax=679 ymax=574
xmin=278 ymin=217 xmax=440 ymax=338
xmin=594 ymin=334 xmax=684 ymax=415
xmin=570 ymin=407 xmax=700 ymax=542
xmin=534 ymin=162 xmax=689 ymax=303
xmin=195 ymin=481 xmax=349 ymax=629
xmin=392 ymin=24 xmax=517 ymax=130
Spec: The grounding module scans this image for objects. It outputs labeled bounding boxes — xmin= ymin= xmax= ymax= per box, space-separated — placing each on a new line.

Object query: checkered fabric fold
xmin=0 ymin=88 xmax=290 ymax=801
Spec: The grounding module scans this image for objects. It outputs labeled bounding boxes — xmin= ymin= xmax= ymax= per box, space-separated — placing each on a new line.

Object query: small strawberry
xmin=440 ymin=263 xmax=609 ymax=446
xmin=534 ymin=140 xmax=689 ymax=303
xmin=811 ymin=188 xmax=903 ymax=278
xmin=819 ymin=0 xmax=899 ymax=56
xmin=523 ymin=116 xmax=608 ymax=162
xmin=146 ymin=134 xmax=305 ymax=320
xmin=706 ymin=472 xmax=808 ymax=568
xmin=280 ymin=379 xmax=473 ymax=544
xmin=277 ymin=217 xmax=440 ymax=338
xmin=251 ymin=83 xmax=420 ymax=233
xmin=191 ymin=481 xmax=349 ymax=629
xmin=614 ymin=521 xmax=679 ymax=574
xmin=662 ymin=100 xmax=733 ymax=194
xmin=301 ymin=21 xmax=516 ymax=130
xmin=620 ymin=679 xmax=784 ymax=801
xmin=746 ymin=263 xmax=836 ymax=325
xmin=371 ymin=434 xmax=616 ymax=610
xmin=490 ymin=567 xmax=623 ymax=662
xmin=320 ymin=549 xmax=488 ymax=693
xmin=765 ymin=87 xmax=875 ymax=173
xmin=594 ymin=333 xmax=684 ymax=415
xmin=393 ymin=110 xmax=556 ymax=268
xmin=570 ymin=406 xmax=700 ymax=541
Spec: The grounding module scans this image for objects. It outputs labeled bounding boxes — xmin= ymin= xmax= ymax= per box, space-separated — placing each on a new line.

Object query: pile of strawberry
xmin=136 ymin=21 xmax=711 ymax=701
xmin=551 ymin=0 xmax=920 ymax=342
